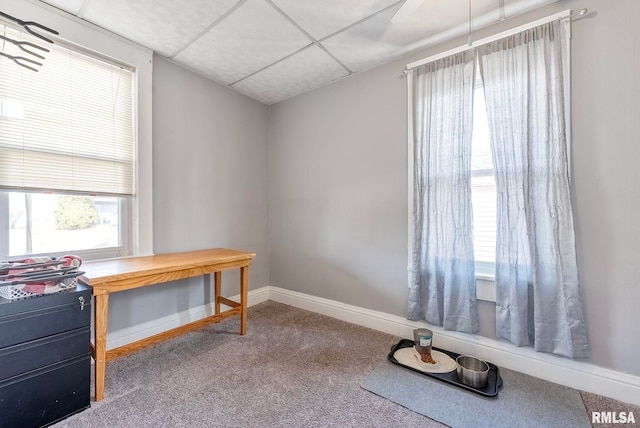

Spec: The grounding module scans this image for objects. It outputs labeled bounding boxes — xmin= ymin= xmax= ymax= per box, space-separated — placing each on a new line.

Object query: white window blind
xmin=0 ymin=24 xmax=134 ymax=196
xmin=471 ymin=84 xmax=496 ymax=268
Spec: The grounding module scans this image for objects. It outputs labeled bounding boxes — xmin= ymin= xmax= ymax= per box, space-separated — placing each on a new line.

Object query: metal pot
xmin=456 ymin=355 xmax=489 ymax=389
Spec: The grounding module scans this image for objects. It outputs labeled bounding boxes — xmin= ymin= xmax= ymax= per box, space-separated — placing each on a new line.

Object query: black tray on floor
xmin=388 ymin=339 xmax=503 ymax=397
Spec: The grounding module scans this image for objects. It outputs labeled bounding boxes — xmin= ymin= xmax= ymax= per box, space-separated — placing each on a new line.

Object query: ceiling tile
xmin=39 ymin=0 xmax=86 ymax=15
xmin=322 ymin=0 xmax=555 ymax=73
xmin=321 ymin=2 xmax=459 ymax=73
xmin=270 ymin=0 xmax=399 ymax=40
xmin=232 ymin=45 xmax=349 ymax=104
xmin=80 ymin=0 xmax=239 ymax=57
xmin=173 ymin=0 xmax=311 ymax=85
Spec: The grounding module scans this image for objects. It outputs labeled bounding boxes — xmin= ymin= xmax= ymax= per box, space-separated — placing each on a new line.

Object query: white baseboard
xmin=105 ymin=286 xmax=270 ymax=350
xmin=267 ymin=286 xmax=640 ymax=407
xmin=105 ymin=284 xmax=640 ymax=406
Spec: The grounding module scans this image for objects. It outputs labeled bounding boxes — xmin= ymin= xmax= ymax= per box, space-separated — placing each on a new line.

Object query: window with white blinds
xmin=471 ymin=84 xmax=497 ymax=277
xmin=0 ymin=24 xmax=134 ymax=196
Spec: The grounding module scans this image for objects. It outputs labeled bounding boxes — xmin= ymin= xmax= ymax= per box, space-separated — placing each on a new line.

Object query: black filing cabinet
xmin=0 ymin=284 xmax=91 ymax=427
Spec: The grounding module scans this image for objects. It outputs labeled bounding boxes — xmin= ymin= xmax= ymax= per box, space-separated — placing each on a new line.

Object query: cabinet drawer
xmin=0 ymin=327 xmax=90 ymax=382
xmin=0 ymin=285 xmax=91 ymax=349
xmin=0 ymin=354 xmax=90 ymax=428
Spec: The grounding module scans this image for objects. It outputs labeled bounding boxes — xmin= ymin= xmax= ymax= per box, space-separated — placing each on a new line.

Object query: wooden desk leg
xmin=214 ymin=271 xmax=222 ymax=315
xmin=240 ymin=265 xmax=248 ymax=335
xmin=94 ymin=292 xmax=109 ymax=402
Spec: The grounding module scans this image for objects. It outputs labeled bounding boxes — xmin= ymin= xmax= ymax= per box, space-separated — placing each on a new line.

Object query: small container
xmin=413 ymin=328 xmax=433 ymax=361
xmin=456 ymin=355 xmax=489 ymax=389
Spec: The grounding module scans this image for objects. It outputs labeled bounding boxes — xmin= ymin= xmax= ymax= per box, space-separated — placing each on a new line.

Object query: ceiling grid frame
xmin=168 ymin=0 xmax=249 ymax=60
xmin=262 ymin=0 xmax=352 ymax=76
xmin=34 ymin=0 xmax=562 ymax=105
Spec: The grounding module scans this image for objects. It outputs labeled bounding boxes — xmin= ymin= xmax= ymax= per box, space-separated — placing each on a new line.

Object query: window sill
xmin=475 ymin=273 xmax=495 ymax=282
xmin=406 ymin=267 xmax=497 ymax=302
xmin=476 ymin=276 xmax=496 ymax=302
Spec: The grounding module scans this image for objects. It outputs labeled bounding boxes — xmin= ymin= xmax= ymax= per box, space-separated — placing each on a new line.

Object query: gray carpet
xmin=52 ymin=301 xmax=637 ymax=427
xmin=361 ymin=360 xmax=591 ymax=428
xmin=55 ymin=301 xmax=439 ymax=428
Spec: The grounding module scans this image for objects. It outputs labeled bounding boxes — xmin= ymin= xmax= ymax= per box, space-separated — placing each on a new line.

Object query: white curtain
xmin=479 ymin=21 xmax=589 ymax=358
xmin=408 ymin=50 xmax=479 ymax=334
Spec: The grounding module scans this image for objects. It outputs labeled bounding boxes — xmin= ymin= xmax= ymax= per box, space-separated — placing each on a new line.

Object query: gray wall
xmin=268 ymin=0 xmax=640 ymax=376
xmin=108 ymin=56 xmax=269 ymax=332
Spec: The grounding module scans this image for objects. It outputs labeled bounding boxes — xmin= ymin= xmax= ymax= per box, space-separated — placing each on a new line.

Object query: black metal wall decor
xmin=0 ymin=11 xmax=59 ymax=72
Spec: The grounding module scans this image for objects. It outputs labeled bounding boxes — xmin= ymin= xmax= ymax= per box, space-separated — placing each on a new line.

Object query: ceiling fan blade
xmin=390 ymin=0 xmax=425 ymax=23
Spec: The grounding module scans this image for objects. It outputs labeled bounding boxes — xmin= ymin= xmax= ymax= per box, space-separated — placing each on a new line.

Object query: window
xmin=0 ymin=20 xmax=138 ymax=261
xmin=406 ymin=14 xmax=589 ymax=356
xmin=471 ymin=76 xmax=497 ymax=278
xmin=4 ymin=193 xmax=128 ymax=258
xmin=407 ymin=11 xmax=572 ymax=295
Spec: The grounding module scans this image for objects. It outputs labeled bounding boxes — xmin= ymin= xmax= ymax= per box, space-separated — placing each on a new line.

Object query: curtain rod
xmin=403 ymin=8 xmax=586 ymax=74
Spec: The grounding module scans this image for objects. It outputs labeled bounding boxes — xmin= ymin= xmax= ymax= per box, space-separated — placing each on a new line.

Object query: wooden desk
xmin=79 ymin=248 xmax=255 ymax=402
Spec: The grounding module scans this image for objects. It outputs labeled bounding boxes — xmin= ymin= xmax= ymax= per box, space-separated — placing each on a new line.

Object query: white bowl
xmin=413 ymin=347 xmax=440 ymax=370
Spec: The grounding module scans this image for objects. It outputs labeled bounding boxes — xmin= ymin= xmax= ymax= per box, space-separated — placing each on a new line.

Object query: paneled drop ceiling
xmin=39 ymin=0 xmax=558 ymax=105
